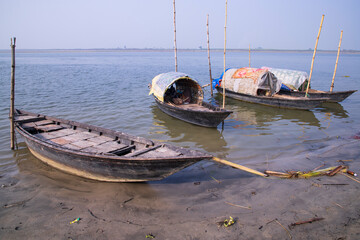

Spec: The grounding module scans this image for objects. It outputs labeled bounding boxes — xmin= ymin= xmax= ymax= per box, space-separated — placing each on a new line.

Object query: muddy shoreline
xmin=0 ymin=140 xmax=359 ymax=239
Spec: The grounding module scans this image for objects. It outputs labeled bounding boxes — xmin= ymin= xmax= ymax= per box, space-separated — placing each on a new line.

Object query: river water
xmin=1 ymin=50 xmax=359 ymax=180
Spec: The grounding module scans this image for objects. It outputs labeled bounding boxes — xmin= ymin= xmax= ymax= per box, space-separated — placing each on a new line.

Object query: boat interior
xmin=15 ymin=111 xmax=183 ymax=158
xmin=164 ymin=79 xmax=203 ymax=106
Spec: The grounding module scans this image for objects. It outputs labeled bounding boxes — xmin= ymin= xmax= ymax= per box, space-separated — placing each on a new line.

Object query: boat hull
xmin=278 ymin=89 xmax=357 ymax=102
xmin=15 ymin=110 xmax=212 ymax=182
xmin=22 ymin=137 xmax=202 ymax=182
xmin=216 ymin=87 xmax=326 ymax=110
xmin=155 ymin=98 xmax=232 ymax=127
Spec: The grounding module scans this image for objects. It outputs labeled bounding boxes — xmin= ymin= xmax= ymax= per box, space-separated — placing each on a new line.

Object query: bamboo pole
xmin=249 ymin=44 xmax=251 ymax=67
xmin=305 ymin=14 xmax=324 ymax=97
xmin=206 ymin=14 xmax=213 ymax=97
xmin=10 ymin=37 xmax=16 ymax=150
xmin=213 ymin=157 xmax=268 ymax=177
xmin=222 ymin=0 xmax=228 ymax=109
xmin=173 ymin=0 xmax=178 ymax=72
xmin=330 ymin=30 xmax=343 ymax=92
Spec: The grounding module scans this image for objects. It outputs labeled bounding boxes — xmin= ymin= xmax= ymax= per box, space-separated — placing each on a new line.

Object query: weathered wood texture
xmin=222 ymin=0 xmax=228 ymax=108
xmin=207 ymin=14 xmax=213 ymax=96
xmin=216 ymin=86 xmax=327 ymax=110
xmin=173 ymin=0 xmax=178 ymax=72
xmin=14 ymin=109 xmax=212 ymax=182
xmin=10 ymin=38 xmax=16 ymax=149
xmin=330 ymin=30 xmax=343 ymax=92
xmin=155 ymin=98 xmax=232 ymax=127
xmin=305 ymin=14 xmax=324 ymax=96
xmin=279 ymin=89 xmax=357 ymax=103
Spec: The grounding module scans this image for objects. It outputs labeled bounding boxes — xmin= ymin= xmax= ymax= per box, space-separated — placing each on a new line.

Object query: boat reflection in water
xmin=219 ymin=97 xmax=322 ymax=129
xmin=150 ymin=105 xmax=229 ymax=156
xmin=316 ymin=102 xmax=349 ymax=119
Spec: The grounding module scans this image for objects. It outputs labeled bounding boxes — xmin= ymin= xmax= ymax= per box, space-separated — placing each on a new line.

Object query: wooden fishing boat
xmin=149 ymin=72 xmax=232 ymax=127
xmin=216 ymin=86 xmax=327 ymax=110
xmin=14 ymin=109 xmax=212 ymax=182
xmin=278 ymin=89 xmax=357 ymax=103
xmin=214 ymin=68 xmax=328 ymax=110
xmin=263 ymin=67 xmax=357 ymax=102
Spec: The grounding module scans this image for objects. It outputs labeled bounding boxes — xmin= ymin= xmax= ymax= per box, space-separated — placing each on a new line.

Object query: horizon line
xmin=0 ymin=48 xmax=359 ymax=53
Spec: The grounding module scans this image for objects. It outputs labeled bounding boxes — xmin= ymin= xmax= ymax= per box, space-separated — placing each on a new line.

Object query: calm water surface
xmin=0 ymin=50 xmax=359 ymax=182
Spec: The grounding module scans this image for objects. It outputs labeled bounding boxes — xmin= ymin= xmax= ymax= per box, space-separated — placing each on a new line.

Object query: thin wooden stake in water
xmin=10 ymin=37 xmax=16 ymax=150
xmin=330 ymin=30 xmax=343 ymax=92
xmin=222 ymin=0 xmax=228 ymax=109
xmin=249 ymin=44 xmax=251 ymax=67
xmin=173 ymin=0 xmax=178 ymax=72
xmin=305 ymin=14 xmax=324 ymax=97
xmin=207 ymin=14 xmax=213 ymax=97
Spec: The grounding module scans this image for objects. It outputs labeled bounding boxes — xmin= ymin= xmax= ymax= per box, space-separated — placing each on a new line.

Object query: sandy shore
xmin=1 ymin=140 xmax=360 ymax=239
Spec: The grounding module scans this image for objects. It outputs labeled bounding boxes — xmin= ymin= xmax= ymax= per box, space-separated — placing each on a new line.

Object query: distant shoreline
xmin=0 ymin=48 xmax=359 ymax=54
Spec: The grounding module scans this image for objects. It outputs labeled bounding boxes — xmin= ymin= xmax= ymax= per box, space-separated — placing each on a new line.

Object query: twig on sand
xmin=266 ymin=219 xmax=292 ymax=239
xmin=311 ymin=164 xmax=325 ymax=172
xmin=117 ymin=219 xmax=142 ymax=226
xmin=340 ymin=172 xmax=360 ymax=183
xmin=3 ymin=199 xmax=31 ymax=208
xmin=333 ymin=202 xmax=344 ymax=208
xmin=322 ymin=183 xmax=348 ymax=186
xmin=289 ymin=217 xmax=324 ymax=228
xmin=337 ymin=159 xmax=353 ymax=162
xmin=211 ymin=176 xmax=221 ymax=184
xmin=327 ymin=165 xmax=346 ymax=176
xmin=225 ymin=201 xmax=251 ymax=210
xmin=265 ymin=165 xmax=349 ymax=179
xmin=275 ymin=219 xmax=292 ymax=239
xmin=121 ymin=197 xmax=134 ymax=207
xmin=88 ymin=209 xmax=106 ymax=221
xmin=264 ymin=170 xmax=292 ymax=178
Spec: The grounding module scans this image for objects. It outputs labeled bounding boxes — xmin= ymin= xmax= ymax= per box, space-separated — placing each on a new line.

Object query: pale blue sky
xmin=1 ymin=0 xmax=359 ymax=50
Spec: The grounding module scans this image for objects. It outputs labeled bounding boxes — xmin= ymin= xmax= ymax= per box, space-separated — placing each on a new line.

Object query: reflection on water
xmin=316 ymin=102 xmax=349 ymax=119
xmin=215 ymin=95 xmax=322 ymax=129
xmin=150 ymin=105 xmax=229 ymax=156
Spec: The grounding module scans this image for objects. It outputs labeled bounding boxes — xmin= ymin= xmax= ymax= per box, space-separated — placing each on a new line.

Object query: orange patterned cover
xmin=232 ymin=67 xmax=265 ymax=82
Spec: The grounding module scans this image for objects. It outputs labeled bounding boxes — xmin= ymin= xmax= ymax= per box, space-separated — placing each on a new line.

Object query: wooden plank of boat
xmin=14 ymin=109 xmax=212 ymax=182
xmin=216 ymin=86 xmax=328 ymax=110
xmin=278 ymin=89 xmax=357 ymax=102
xmin=176 ymin=103 xmax=214 ymax=112
xmin=155 ymin=98 xmax=232 ymax=127
xmin=15 ymin=116 xmax=46 ymax=124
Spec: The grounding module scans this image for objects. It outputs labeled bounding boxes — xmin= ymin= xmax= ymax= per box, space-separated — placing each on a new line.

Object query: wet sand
xmin=1 ymin=140 xmax=360 ymax=240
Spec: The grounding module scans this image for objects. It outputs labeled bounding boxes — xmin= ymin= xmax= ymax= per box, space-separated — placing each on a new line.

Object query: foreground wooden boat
xmin=278 ymin=89 xmax=357 ymax=103
xmin=14 ymin=109 xmax=212 ymax=182
xmin=149 ymin=72 xmax=232 ymax=127
xmin=214 ymin=68 xmax=327 ymax=110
